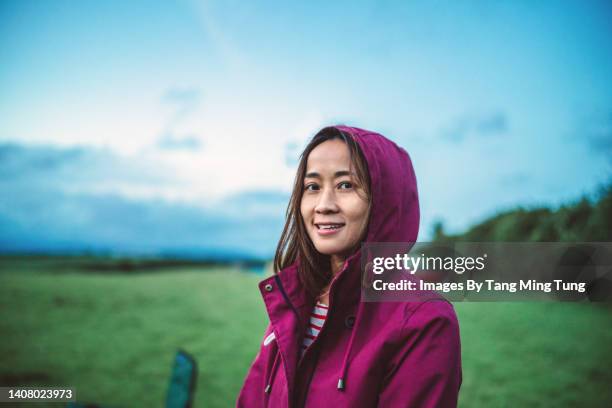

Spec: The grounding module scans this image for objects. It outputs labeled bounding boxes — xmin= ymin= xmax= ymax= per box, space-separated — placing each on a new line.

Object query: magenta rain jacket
xmin=237 ymin=126 xmax=462 ymax=407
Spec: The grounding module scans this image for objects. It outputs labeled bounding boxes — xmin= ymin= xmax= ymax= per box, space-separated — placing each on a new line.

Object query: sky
xmin=1 ymin=0 xmax=611 ymax=257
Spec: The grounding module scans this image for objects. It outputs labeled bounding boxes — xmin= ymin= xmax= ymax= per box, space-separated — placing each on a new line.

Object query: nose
xmin=315 ymin=187 xmax=339 ymax=214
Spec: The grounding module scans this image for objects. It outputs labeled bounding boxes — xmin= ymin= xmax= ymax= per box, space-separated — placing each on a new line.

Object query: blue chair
xmin=67 ymin=349 xmax=198 ymax=408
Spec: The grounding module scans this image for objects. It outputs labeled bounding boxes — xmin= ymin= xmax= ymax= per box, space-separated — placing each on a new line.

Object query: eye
xmin=338 ymin=181 xmax=353 ymax=190
xmin=304 ymin=183 xmax=319 ymax=192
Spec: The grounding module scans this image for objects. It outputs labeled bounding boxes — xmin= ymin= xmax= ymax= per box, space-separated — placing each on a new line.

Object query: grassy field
xmin=1 ymin=257 xmax=611 ymax=407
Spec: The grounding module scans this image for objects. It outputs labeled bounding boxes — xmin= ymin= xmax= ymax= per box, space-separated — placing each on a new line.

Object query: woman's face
xmin=300 ymin=139 xmax=370 ymax=259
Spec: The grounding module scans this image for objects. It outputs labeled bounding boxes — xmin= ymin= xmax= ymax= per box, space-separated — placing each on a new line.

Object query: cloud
xmin=284 ymin=140 xmax=302 ymax=166
xmin=188 ymin=0 xmax=248 ymax=69
xmin=0 ymin=141 xmax=176 ymax=198
xmin=158 ymin=86 xmax=204 ymax=151
xmin=218 ymin=189 xmax=289 ymax=218
xmin=477 ymin=112 xmax=508 ymax=135
xmin=0 ymin=141 xmax=287 ymax=257
xmin=0 ymin=188 xmax=284 ymax=258
xmin=162 ymin=87 xmax=201 ymax=123
xmin=582 ymin=112 xmax=612 ymax=157
xmin=0 ymin=142 xmax=85 ymax=176
xmin=158 ymin=133 xmax=203 ymax=150
xmin=499 ymin=172 xmax=531 ymax=187
xmin=441 ymin=120 xmax=469 ymax=143
xmin=441 ymin=111 xmax=509 ymax=143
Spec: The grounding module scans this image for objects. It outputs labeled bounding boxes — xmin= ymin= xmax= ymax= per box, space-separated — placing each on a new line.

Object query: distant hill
xmin=433 ymin=182 xmax=612 ymax=242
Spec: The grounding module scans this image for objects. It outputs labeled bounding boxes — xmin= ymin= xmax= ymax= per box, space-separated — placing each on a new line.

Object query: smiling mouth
xmin=315 ymin=223 xmax=346 ymax=230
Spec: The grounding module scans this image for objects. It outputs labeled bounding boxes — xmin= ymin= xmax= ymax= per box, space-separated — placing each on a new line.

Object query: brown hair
xmin=273 ymin=126 xmax=372 ymax=298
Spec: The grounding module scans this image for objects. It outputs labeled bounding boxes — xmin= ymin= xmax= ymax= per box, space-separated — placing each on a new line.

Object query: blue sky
xmin=1 ymin=0 xmax=611 ymax=256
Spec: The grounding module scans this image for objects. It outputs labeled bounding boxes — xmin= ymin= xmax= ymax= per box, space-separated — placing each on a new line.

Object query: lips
xmin=315 ymin=222 xmax=346 ymax=236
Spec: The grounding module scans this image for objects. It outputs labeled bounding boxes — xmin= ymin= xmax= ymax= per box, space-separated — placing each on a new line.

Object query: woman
xmin=237 ymin=125 xmax=462 ymax=407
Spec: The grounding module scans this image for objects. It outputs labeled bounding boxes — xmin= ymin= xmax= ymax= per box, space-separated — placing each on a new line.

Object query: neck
xmin=318 ymin=255 xmax=347 ymax=305
xmin=330 ymin=254 xmax=346 ymax=276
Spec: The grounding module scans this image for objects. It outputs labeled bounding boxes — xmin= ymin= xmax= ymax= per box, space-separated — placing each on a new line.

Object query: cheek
xmin=300 ymin=198 xmax=312 ymax=223
xmin=346 ymin=198 xmax=369 ymax=224
xmin=348 ymin=205 xmax=369 ymax=240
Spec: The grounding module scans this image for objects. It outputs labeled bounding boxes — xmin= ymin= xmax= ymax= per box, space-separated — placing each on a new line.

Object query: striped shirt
xmin=301 ymin=301 xmax=328 ymax=356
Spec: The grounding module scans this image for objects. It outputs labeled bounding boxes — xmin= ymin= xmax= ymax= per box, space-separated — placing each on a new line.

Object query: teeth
xmin=318 ymin=224 xmax=343 ymax=230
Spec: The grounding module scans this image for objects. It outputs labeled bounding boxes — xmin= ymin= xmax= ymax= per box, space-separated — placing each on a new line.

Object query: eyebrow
xmin=305 ymin=170 xmax=354 ymax=179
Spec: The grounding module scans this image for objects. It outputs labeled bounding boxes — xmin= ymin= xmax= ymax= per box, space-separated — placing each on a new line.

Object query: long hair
xmin=273 ymin=126 xmax=372 ymax=298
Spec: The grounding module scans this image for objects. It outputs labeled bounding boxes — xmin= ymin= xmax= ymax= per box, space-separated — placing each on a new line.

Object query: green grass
xmin=0 ymin=259 xmax=268 ymax=407
xmin=1 ymin=258 xmax=611 ymax=407
xmin=455 ymin=302 xmax=612 ymax=407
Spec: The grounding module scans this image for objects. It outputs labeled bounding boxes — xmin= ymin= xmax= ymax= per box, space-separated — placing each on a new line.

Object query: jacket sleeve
xmin=377 ymin=300 xmax=462 ymax=408
xmin=236 ymin=323 xmax=274 ymax=408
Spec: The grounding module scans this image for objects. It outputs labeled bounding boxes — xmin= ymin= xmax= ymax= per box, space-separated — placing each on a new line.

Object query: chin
xmin=312 ymin=241 xmax=350 ymax=256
